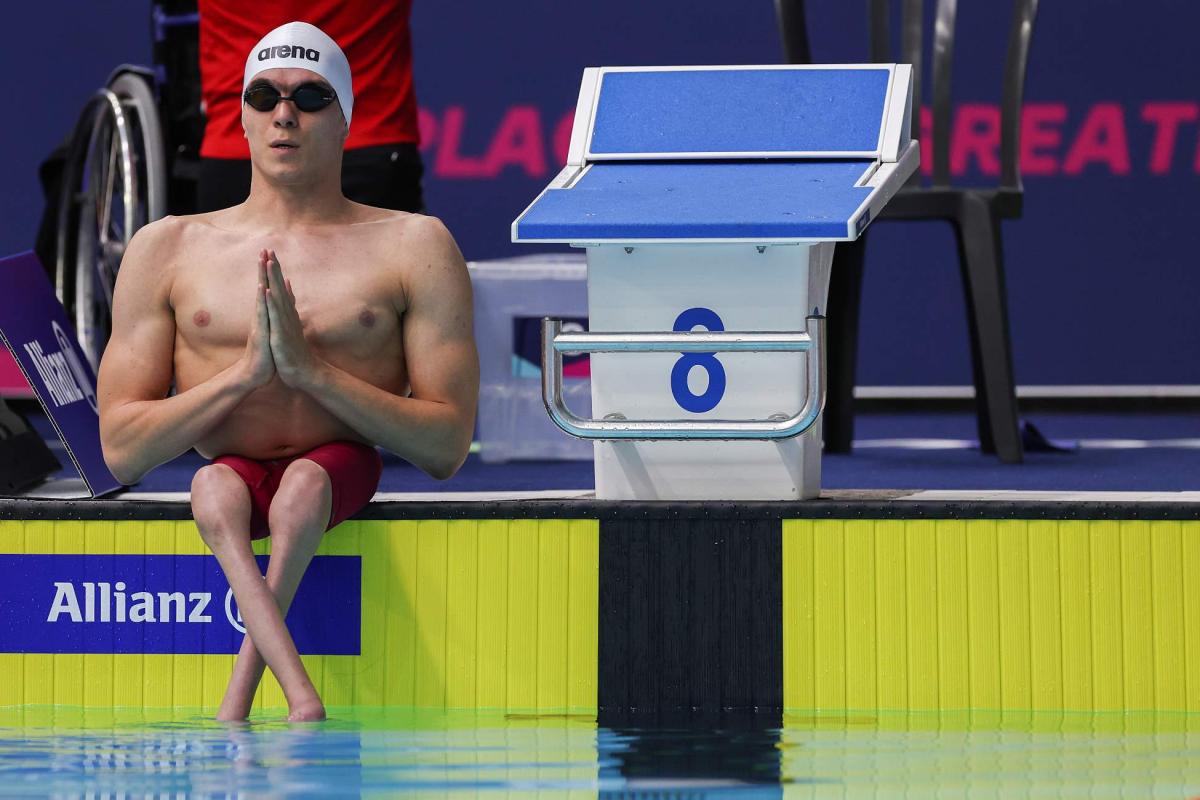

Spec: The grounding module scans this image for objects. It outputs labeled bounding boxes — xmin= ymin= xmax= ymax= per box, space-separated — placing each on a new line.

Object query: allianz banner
xmin=0 ymin=251 xmax=120 ymax=496
xmin=0 ymin=554 xmax=360 ymax=655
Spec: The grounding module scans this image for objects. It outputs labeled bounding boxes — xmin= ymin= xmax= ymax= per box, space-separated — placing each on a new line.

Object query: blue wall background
xmin=3 ymin=1 xmax=1197 ymax=388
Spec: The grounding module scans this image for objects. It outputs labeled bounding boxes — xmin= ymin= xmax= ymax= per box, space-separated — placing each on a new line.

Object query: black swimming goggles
xmin=243 ymin=82 xmax=337 ymax=113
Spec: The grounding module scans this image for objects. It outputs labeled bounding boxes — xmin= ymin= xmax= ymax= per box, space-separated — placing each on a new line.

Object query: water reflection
xmin=0 ymin=707 xmax=1197 ymax=797
xmin=779 ymin=711 xmax=1200 ymax=798
xmin=599 ymin=710 xmax=785 ymax=797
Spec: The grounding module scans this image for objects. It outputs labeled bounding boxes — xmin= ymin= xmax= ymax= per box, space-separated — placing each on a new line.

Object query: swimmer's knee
xmin=280 ymin=458 xmax=333 ymax=502
xmin=190 ymin=464 xmax=249 ymax=542
xmin=191 ymin=463 xmax=244 ymax=499
xmin=268 ymin=459 xmax=333 ymax=535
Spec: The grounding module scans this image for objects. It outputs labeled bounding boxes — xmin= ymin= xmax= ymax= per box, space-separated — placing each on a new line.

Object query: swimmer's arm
xmin=287 ymin=218 xmax=478 ymax=479
xmin=101 ymin=362 xmax=258 ymax=485
xmin=98 ymin=227 xmax=271 ymax=484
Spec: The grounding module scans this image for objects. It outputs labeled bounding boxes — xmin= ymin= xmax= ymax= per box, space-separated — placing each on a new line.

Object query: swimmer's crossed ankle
xmin=216 ymin=710 xmax=329 ymax=726
xmin=286 ymin=703 xmax=327 ymax=723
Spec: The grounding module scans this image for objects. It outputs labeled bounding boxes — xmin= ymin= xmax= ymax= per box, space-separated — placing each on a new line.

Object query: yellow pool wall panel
xmin=0 ymin=518 xmax=599 ymax=713
xmin=783 ymin=518 xmax=1200 ymax=713
xmin=5 ymin=513 xmax=1198 ymax=715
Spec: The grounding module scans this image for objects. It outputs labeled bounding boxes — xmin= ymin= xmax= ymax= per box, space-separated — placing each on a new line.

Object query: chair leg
xmin=951 ymin=220 xmax=995 ymax=454
xmin=952 ymin=194 xmax=1023 ymax=463
xmin=823 ymin=235 xmax=868 ymax=453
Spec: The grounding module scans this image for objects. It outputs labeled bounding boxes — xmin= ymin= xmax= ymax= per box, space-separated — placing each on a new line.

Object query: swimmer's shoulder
xmin=354 ymin=206 xmax=460 ymax=259
xmin=126 ymin=212 xmax=230 ymax=257
xmin=118 ymin=215 xmax=191 ymax=285
xmin=403 ymin=213 xmax=464 ymax=269
xmin=344 ymin=202 xmax=450 ymax=237
xmin=110 ymin=217 xmax=192 ymax=308
xmin=119 ymin=212 xmax=236 ymax=298
xmin=126 ymin=214 xmax=187 ymax=252
xmin=343 ymin=204 xmax=460 ymax=269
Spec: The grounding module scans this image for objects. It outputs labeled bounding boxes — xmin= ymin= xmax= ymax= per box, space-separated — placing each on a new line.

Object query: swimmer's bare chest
xmin=170 ymin=221 xmax=409 ymax=460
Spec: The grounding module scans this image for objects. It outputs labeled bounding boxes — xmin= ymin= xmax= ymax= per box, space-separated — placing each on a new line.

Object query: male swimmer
xmin=97 ymin=22 xmax=478 ymax=721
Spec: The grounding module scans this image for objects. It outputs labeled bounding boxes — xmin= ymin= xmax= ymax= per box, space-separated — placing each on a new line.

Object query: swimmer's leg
xmin=191 ymin=463 xmax=324 ymax=722
xmin=217 ymin=458 xmax=332 ymax=722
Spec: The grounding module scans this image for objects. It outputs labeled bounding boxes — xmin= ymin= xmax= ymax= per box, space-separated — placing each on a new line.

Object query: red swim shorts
xmin=212 ymin=440 xmax=383 ymax=540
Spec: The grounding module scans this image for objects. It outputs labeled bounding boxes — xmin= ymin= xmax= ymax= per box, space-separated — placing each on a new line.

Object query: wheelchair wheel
xmin=56 ymin=68 xmax=166 ymax=370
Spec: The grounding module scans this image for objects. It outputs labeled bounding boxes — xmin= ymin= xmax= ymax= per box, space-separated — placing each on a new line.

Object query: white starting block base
xmin=587 ymin=243 xmax=833 ymax=500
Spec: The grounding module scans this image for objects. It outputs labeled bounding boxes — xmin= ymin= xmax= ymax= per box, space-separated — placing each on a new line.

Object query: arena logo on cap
xmin=21 ymin=321 xmax=98 ymax=413
xmin=258 ymin=45 xmax=321 ymax=62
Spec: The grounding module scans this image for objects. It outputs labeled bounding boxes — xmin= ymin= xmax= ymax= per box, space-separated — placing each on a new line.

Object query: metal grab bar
xmin=553 ymin=330 xmax=815 ymax=354
xmin=541 ymin=315 xmax=826 ymax=440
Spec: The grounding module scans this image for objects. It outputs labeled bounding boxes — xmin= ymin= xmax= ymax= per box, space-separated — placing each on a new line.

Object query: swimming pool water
xmin=1 ymin=708 xmax=1198 ymax=797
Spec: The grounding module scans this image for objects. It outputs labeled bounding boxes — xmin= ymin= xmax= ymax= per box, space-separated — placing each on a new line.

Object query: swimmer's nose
xmin=271 ymin=101 xmax=299 ymax=128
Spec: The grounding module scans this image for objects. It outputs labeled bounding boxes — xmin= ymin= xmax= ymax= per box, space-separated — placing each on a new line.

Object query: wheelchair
xmin=52 ymin=2 xmax=200 ymax=370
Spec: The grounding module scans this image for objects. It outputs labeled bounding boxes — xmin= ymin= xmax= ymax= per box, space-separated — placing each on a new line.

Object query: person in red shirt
xmin=196 ymin=0 xmax=424 ymax=212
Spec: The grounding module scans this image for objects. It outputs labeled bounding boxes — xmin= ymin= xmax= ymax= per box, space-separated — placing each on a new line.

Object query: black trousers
xmin=195 ymin=142 xmax=426 ymax=213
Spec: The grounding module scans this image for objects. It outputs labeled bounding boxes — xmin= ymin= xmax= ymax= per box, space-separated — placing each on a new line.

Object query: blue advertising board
xmin=0 ymin=554 xmax=361 ymax=656
xmin=0 ymin=251 xmax=121 ymax=496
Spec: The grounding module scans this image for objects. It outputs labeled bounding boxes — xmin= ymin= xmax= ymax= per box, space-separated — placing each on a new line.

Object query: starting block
xmin=513 ymin=66 xmax=918 ymax=500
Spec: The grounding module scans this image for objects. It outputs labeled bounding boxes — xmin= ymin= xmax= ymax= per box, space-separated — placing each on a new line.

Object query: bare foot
xmin=216 ymin=697 xmax=254 ymax=722
xmin=216 ymin=707 xmax=250 ymax=723
xmin=286 ymin=700 xmax=327 ymax=722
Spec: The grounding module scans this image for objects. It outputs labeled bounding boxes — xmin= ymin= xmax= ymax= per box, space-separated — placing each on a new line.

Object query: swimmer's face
xmin=242 ymin=68 xmax=348 ymax=185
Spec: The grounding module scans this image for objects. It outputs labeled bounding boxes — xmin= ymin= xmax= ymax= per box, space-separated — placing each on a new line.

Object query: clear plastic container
xmin=468 ymin=254 xmax=592 ymax=462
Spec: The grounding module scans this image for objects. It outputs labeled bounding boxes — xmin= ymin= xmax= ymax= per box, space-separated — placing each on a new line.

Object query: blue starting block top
xmin=513 ymin=65 xmax=918 ymax=244
xmin=516 ymin=160 xmax=876 ymax=241
xmin=589 ymin=69 xmax=891 ymax=157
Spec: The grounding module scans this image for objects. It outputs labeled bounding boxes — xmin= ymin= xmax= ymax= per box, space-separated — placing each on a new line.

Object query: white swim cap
xmin=243 ymin=21 xmax=354 ymax=129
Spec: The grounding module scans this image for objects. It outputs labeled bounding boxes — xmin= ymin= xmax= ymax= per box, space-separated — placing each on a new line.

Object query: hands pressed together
xmin=241 ymin=249 xmax=321 ymax=391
